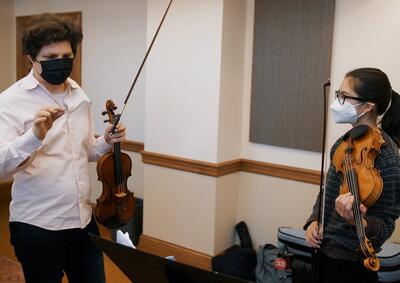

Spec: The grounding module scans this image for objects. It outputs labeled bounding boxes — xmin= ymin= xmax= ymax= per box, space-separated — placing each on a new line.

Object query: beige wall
xmin=143 ymin=165 xmax=217 ymax=254
xmin=145 ymin=0 xmax=223 ymax=162
xmin=217 ymin=0 xmax=246 ymax=162
xmin=0 ymin=0 xmax=15 ymax=92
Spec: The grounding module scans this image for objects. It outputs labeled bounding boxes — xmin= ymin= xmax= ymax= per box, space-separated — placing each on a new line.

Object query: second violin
xmin=333 ymin=124 xmax=385 ymax=271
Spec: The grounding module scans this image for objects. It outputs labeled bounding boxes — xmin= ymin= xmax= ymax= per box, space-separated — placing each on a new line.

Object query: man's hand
xmin=104 ymin=123 xmax=127 ymax=145
xmin=335 ymin=192 xmax=368 ymax=228
xmin=33 ymin=107 xmax=65 ymax=141
xmin=305 ymin=221 xmax=322 ymax=248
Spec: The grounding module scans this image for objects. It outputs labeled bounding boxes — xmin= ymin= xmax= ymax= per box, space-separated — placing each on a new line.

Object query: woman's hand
xmin=104 ymin=123 xmax=127 ymax=145
xmin=335 ymin=192 xmax=368 ymax=228
xmin=305 ymin=221 xmax=321 ymax=248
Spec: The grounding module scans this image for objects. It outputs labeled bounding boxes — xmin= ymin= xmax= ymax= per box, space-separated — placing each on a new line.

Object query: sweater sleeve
xmin=364 ymin=158 xmax=400 ymax=248
xmin=304 ymin=192 xmax=321 ymax=230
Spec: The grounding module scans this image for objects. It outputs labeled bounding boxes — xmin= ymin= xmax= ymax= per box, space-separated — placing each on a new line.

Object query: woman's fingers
xmin=306 ymin=222 xmax=321 ymax=248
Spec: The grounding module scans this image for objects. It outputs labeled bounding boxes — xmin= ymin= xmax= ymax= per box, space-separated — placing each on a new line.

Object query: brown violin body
xmin=95 ymin=100 xmax=135 ymax=229
xmin=95 ymin=150 xmax=135 ymax=228
xmin=333 ymin=125 xmax=384 ymax=208
xmin=332 ymin=124 xmax=384 ymax=272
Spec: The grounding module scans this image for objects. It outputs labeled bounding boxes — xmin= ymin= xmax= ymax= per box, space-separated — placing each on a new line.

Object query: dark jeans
xmin=319 ymin=253 xmax=378 ymax=283
xmin=9 ymin=216 xmax=106 ymax=283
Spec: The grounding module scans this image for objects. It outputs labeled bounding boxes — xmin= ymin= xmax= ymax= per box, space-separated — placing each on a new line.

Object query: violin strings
xmin=114 ymin=143 xmax=122 ymax=194
xmin=347 ymin=161 xmax=368 ymax=255
xmin=344 ymin=149 xmax=368 ymax=255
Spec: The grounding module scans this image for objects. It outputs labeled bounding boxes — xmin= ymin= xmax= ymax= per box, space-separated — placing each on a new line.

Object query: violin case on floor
xmin=277 ymin=227 xmax=400 ymax=283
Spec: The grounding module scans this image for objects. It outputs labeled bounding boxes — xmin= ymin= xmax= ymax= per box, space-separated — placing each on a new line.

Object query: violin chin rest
xmin=344 ymin=124 xmax=369 ymax=140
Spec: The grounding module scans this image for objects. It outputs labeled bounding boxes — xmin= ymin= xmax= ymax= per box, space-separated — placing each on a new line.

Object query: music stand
xmin=90 ymin=234 xmax=251 ymax=283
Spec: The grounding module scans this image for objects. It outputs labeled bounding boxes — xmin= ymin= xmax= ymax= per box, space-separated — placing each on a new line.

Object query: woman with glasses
xmin=304 ymin=68 xmax=400 ymax=283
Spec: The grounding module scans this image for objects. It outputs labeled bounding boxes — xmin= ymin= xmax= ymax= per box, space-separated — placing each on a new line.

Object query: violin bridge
xmin=115 ymin=192 xmax=127 ymax=198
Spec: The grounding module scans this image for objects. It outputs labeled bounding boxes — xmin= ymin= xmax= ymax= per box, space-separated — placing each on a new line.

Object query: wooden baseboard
xmin=137 ymin=234 xmax=212 ymax=271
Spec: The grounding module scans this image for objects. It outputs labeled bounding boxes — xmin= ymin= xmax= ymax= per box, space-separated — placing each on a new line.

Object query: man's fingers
xmin=35 ymin=111 xmax=51 ymax=119
xmin=51 ymin=109 xmax=65 ymax=120
xmin=109 ymin=132 xmax=125 ymax=139
xmin=115 ymin=124 xmax=126 ymax=132
xmin=108 ymin=137 xmax=126 ymax=144
xmin=34 ymin=117 xmax=47 ymax=124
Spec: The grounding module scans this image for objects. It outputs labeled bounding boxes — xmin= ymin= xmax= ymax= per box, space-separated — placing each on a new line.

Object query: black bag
xmin=212 ymin=245 xmax=257 ymax=281
xmin=212 ymin=221 xmax=257 ymax=281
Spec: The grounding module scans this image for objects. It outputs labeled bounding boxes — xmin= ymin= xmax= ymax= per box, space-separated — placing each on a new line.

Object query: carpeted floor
xmin=0 ymin=255 xmax=24 ymax=283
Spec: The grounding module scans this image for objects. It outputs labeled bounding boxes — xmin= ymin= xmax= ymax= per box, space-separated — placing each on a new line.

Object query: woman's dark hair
xmin=22 ymin=13 xmax=83 ymax=59
xmin=346 ymin=67 xmax=400 ymax=146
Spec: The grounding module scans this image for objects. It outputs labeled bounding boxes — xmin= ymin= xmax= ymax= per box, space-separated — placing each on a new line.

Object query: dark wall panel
xmin=250 ymin=0 xmax=335 ymax=152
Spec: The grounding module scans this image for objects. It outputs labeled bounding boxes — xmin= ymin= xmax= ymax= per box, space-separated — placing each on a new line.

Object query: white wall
xmin=14 ymin=0 xmax=147 ymax=142
xmin=217 ymin=0 xmax=246 ymax=162
xmin=145 ymin=0 xmax=223 ymax=162
xmin=0 ymin=0 xmax=15 ymax=92
xmin=143 ymin=165 xmax=217 ymax=254
xmin=328 ymin=0 xmax=400 ymax=146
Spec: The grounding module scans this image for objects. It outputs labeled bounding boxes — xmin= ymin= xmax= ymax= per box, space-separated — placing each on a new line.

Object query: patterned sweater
xmin=305 ymin=131 xmax=400 ymax=261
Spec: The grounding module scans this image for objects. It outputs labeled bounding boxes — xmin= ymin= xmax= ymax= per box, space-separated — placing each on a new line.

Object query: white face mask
xmin=330 ymin=99 xmax=366 ymax=124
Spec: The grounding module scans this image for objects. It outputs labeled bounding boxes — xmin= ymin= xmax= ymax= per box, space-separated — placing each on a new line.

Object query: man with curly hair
xmin=0 ymin=13 xmax=126 ymax=283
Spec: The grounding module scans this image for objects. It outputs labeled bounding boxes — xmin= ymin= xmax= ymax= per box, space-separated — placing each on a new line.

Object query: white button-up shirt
xmin=0 ymin=70 xmax=111 ymax=230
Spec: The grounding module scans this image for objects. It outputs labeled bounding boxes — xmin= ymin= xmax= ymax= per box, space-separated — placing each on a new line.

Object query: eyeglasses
xmin=335 ymin=90 xmax=369 ymax=105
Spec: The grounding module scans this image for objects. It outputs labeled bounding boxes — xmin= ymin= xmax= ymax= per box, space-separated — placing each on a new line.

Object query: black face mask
xmin=37 ymin=58 xmax=74 ymax=85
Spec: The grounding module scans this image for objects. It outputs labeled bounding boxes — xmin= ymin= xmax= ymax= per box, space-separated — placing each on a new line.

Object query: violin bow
xmin=317 ymin=80 xmax=331 ymax=236
xmin=312 ymin=80 xmax=330 ymax=283
xmin=110 ymin=0 xmax=174 ymax=133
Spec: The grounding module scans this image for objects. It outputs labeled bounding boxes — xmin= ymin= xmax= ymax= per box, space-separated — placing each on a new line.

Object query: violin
xmin=332 ymin=124 xmax=384 ymax=271
xmin=94 ymin=0 xmax=173 ymax=229
xmin=95 ymin=100 xmax=135 ymax=229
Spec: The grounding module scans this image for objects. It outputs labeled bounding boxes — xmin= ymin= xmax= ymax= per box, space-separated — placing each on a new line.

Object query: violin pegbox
xmin=101 ymin=100 xmax=118 ymax=125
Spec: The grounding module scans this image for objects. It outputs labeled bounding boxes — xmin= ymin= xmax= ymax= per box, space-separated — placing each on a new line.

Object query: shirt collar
xmin=20 ymin=69 xmax=80 ymax=91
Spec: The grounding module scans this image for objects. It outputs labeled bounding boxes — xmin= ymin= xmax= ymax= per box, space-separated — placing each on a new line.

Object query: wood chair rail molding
xmin=141 ymin=151 xmax=242 ymax=177
xmin=140 ymin=150 xmax=320 ymax=185
xmin=121 ymin=140 xmax=144 ymax=153
xmin=101 ymin=137 xmax=320 ymax=184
